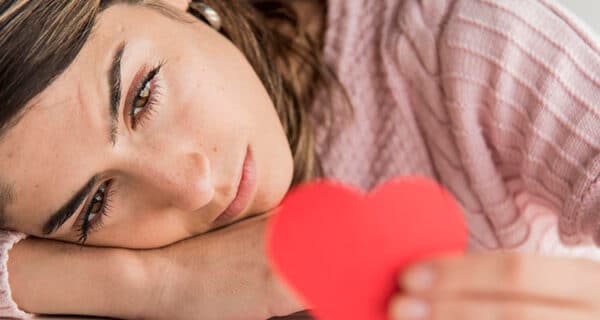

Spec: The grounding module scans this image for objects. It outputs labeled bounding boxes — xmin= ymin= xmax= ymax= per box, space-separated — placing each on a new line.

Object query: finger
xmin=389 ymin=294 xmax=596 ymax=320
xmin=399 ymin=253 xmax=600 ymax=305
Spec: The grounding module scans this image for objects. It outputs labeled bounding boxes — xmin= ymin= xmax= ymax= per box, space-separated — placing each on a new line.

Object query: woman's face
xmin=0 ymin=1 xmax=294 ymax=248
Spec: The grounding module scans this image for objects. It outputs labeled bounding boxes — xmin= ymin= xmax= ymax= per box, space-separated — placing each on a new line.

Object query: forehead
xmin=0 ymin=4 xmax=147 ymax=233
xmin=0 ymin=58 xmax=105 ymax=233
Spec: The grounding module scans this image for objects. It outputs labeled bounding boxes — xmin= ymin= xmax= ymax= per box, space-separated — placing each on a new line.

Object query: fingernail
xmin=391 ymin=297 xmax=429 ymax=319
xmin=403 ymin=265 xmax=434 ymax=290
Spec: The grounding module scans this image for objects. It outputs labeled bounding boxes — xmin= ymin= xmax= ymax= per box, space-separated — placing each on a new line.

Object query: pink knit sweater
xmin=3 ymin=0 xmax=600 ymax=317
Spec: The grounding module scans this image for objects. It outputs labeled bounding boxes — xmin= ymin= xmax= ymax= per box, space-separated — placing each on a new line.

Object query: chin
xmin=255 ymin=168 xmax=293 ymax=215
xmin=252 ymin=179 xmax=291 ymax=215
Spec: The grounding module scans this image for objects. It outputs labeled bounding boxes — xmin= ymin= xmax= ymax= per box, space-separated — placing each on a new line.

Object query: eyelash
xmin=75 ymin=64 xmax=165 ymax=244
xmin=129 ymin=62 xmax=165 ymax=129
xmin=76 ymin=180 xmax=114 ymax=244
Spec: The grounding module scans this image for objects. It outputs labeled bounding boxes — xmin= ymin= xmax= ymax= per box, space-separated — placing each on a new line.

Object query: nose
xmin=132 ymin=151 xmax=215 ymax=212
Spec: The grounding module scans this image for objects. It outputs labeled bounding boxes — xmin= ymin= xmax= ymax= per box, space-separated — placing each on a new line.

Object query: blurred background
xmin=557 ymin=0 xmax=600 ymax=33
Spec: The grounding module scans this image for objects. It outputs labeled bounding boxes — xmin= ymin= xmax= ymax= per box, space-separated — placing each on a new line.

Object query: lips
xmin=214 ymin=146 xmax=256 ymax=224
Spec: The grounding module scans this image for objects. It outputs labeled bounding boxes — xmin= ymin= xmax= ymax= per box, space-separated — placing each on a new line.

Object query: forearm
xmin=6 ymin=214 xmax=302 ymax=320
xmin=144 ymin=214 xmax=303 ymax=320
xmin=8 ymin=238 xmax=148 ymax=319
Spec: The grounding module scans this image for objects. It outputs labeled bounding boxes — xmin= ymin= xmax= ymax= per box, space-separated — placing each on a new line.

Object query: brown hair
xmin=188 ymin=0 xmax=338 ymax=185
xmin=0 ymin=0 xmax=346 ymax=224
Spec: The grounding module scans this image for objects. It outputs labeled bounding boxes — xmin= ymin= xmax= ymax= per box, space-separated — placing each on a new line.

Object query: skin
xmin=10 ymin=214 xmax=305 ymax=319
xmin=2 ymin=1 xmax=600 ymax=319
xmin=390 ymin=253 xmax=600 ymax=320
xmin=0 ymin=0 xmax=294 ymax=248
xmin=3 ymin=1 xmax=306 ymax=318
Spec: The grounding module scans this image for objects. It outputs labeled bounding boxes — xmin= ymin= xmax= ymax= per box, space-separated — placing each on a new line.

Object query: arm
xmin=8 ymin=214 xmax=303 ymax=319
xmin=436 ymin=0 xmax=600 ymax=247
xmin=9 ymin=237 xmax=147 ymax=318
xmin=395 ymin=0 xmax=600 ymax=248
xmin=388 ymin=1 xmax=600 ymax=318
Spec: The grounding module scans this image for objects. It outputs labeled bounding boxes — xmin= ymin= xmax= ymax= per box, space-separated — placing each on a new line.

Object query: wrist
xmin=106 ymin=248 xmax=150 ymax=319
xmin=138 ymin=247 xmax=177 ymax=319
xmin=266 ymin=267 xmax=306 ymax=317
xmin=9 ymin=238 xmax=150 ymax=319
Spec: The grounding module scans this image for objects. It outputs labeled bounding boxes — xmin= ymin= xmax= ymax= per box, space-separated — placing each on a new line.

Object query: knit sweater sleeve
xmin=396 ymin=0 xmax=600 ymax=247
xmin=0 ymin=231 xmax=30 ymax=319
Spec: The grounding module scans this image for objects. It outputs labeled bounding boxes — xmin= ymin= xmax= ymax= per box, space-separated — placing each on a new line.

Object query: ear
xmin=161 ymin=0 xmax=191 ymax=11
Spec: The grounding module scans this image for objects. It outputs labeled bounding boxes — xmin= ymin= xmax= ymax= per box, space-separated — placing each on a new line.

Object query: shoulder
xmin=438 ymin=0 xmax=600 ymax=65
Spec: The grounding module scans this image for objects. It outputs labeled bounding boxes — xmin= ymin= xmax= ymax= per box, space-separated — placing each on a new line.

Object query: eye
xmin=77 ymin=180 xmax=113 ymax=244
xmin=87 ymin=183 xmax=107 ymax=221
xmin=132 ymin=78 xmax=152 ymax=117
xmin=129 ymin=64 xmax=163 ymax=129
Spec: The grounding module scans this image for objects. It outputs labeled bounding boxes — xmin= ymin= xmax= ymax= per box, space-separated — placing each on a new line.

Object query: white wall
xmin=557 ymin=0 xmax=600 ymax=34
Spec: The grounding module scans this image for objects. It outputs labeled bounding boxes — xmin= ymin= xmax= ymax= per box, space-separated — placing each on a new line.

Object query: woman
xmin=4 ymin=0 xmax=600 ymax=319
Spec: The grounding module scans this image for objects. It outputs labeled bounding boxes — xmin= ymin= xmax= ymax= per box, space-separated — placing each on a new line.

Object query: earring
xmin=192 ymin=2 xmax=222 ymax=31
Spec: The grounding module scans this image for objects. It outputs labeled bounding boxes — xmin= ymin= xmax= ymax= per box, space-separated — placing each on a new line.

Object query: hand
xmin=389 ymin=253 xmax=600 ymax=320
xmin=143 ymin=213 xmax=304 ymax=320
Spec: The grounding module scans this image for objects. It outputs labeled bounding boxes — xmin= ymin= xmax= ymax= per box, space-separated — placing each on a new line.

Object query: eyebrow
xmin=42 ymin=175 xmax=98 ymax=235
xmin=109 ymin=42 xmax=126 ymax=145
xmin=40 ymin=43 xmax=127 ymax=235
xmin=17 ymin=4 xmax=191 ymax=237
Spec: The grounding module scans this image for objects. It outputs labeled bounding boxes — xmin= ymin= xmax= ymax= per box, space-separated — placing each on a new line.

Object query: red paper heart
xmin=267 ymin=176 xmax=467 ymax=320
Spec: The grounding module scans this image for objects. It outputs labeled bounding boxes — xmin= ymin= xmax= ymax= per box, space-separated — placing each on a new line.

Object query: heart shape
xmin=267 ymin=176 xmax=467 ymax=320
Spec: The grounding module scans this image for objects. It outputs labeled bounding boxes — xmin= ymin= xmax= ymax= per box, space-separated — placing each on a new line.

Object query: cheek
xmin=88 ymin=211 xmax=197 ymax=248
xmin=160 ymin=28 xmax=293 ymax=209
xmin=164 ymin=61 xmax=259 ymax=153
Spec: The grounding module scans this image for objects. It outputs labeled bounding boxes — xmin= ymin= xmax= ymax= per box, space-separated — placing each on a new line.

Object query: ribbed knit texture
xmin=3 ymin=0 xmax=600 ymax=317
xmin=313 ymin=0 xmax=600 ymax=251
xmin=0 ymin=231 xmax=29 ymax=319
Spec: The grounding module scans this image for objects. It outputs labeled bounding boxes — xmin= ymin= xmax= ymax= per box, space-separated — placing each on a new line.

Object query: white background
xmin=557 ymin=0 xmax=600 ymax=33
